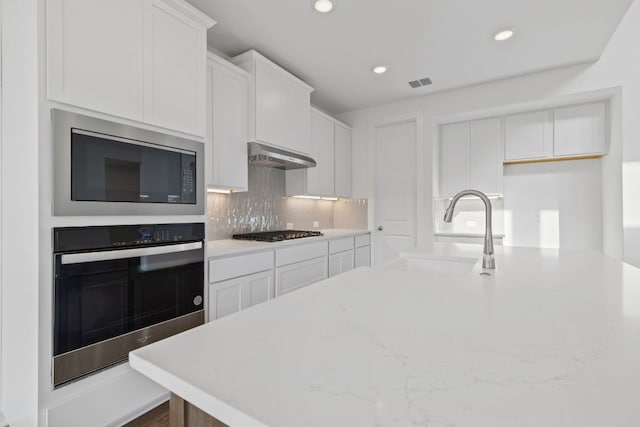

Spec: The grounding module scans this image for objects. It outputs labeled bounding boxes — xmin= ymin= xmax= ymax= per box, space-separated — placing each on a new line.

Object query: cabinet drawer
xmin=275 ymin=256 xmax=328 ymax=296
xmin=209 ymin=251 xmax=273 ymax=283
xmin=355 ymin=234 xmax=371 ymax=248
xmin=329 ymin=237 xmax=354 ymax=254
xmin=276 ymin=241 xmax=328 ymax=267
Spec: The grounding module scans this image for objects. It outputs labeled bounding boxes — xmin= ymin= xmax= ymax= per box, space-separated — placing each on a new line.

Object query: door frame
xmin=370 ymin=114 xmax=423 ymax=265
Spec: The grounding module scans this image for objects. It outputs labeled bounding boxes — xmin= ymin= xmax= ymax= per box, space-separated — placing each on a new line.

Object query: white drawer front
xmin=276 ymin=257 xmax=328 ymax=296
xmin=329 ymin=250 xmax=354 ymax=277
xmin=209 ymin=250 xmax=273 ymax=283
xmin=355 ymin=234 xmax=371 ymax=248
xmin=276 ymin=241 xmax=328 ymax=267
xmin=354 ymin=246 xmax=371 ymax=268
xmin=329 ymin=237 xmax=354 ymax=254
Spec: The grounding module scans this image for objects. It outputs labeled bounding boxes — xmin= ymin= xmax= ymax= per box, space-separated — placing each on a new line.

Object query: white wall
xmin=503 ymin=159 xmax=603 ymax=250
xmin=1 ymin=1 xmax=40 ymax=426
xmin=339 ymin=0 xmax=640 ymax=265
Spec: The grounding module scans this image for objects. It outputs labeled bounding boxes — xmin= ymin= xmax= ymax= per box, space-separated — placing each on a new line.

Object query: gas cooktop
xmin=232 ymin=230 xmax=323 ymax=242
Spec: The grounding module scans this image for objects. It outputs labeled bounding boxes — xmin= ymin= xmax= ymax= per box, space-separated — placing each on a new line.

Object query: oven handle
xmin=60 ymin=242 xmax=203 ymax=265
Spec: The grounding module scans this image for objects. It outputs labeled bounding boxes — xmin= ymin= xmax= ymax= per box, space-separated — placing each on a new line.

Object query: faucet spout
xmin=443 ymin=189 xmax=495 ymax=269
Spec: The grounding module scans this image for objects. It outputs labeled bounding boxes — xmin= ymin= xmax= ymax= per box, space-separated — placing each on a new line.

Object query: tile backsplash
xmin=207 ymin=165 xmax=368 ymax=240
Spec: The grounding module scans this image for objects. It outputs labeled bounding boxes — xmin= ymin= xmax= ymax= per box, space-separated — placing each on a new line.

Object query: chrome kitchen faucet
xmin=443 ymin=189 xmax=496 ymax=269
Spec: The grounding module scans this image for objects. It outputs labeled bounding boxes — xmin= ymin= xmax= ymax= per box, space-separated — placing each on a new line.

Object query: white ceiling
xmin=187 ymin=0 xmax=633 ymax=114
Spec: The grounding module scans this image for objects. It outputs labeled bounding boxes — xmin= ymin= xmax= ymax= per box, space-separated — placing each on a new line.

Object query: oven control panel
xmin=54 ymin=223 xmax=205 ymax=252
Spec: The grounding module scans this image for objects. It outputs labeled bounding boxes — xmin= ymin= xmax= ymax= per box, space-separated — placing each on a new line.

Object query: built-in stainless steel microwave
xmin=52 ymin=109 xmax=204 ymax=216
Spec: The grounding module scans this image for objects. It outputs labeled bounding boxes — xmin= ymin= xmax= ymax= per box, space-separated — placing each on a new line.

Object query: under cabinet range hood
xmin=248 ymin=142 xmax=316 ymax=170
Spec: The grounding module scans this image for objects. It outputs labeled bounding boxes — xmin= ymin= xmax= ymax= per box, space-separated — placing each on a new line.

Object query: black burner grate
xmin=232 ymin=230 xmax=323 ymax=242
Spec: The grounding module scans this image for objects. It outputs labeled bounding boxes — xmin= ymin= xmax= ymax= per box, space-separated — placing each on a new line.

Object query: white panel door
xmin=329 ymin=250 xmax=354 ymax=277
xmin=47 ymin=0 xmax=144 ymax=120
xmin=469 ymin=117 xmax=502 ymax=194
xmin=254 ymin=61 xmax=285 ymax=146
xmin=504 ymin=110 xmax=553 ymax=161
xmin=354 ymin=246 xmax=371 ymax=268
xmin=306 ymin=110 xmax=335 ymax=196
xmin=241 ymin=270 xmax=274 ymax=310
xmin=275 ymin=257 xmax=328 ymax=296
xmin=334 ymin=124 xmax=352 ymax=198
xmin=374 ymin=120 xmax=417 ymax=265
xmin=554 ymin=102 xmax=607 ymax=157
xmin=208 ymin=57 xmax=249 ymax=190
xmin=440 ymin=122 xmax=469 ymax=197
xmin=209 ymin=280 xmax=242 ymax=320
xmin=285 ymin=81 xmax=311 ymax=155
xmin=144 ymin=0 xmax=206 ymax=136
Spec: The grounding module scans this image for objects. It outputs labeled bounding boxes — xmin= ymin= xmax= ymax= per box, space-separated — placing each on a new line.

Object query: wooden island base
xmin=170 ymin=394 xmax=228 ymax=427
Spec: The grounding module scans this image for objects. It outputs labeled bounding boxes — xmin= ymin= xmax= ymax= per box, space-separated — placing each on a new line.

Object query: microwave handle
xmin=61 ymin=241 xmax=203 ymax=265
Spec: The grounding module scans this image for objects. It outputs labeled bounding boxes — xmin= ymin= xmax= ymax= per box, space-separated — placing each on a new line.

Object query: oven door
xmin=53 ymin=242 xmax=204 ymax=387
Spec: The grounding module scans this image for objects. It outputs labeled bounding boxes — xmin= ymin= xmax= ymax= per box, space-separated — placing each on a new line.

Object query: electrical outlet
xmin=286 ymin=223 xmax=294 ymax=230
xmin=313 ymin=221 xmax=319 ymax=228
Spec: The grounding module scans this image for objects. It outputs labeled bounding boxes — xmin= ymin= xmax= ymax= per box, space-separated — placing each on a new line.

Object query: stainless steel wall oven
xmin=52 ymin=223 xmax=205 ymax=387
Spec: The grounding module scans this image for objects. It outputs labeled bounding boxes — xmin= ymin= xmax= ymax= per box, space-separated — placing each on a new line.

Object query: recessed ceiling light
xmin=494 ymin=29 xmax=515 ymax=41
xmin=314 ymin=0 xmax=333 ymax=13
xmin=373 ymin=66 xmax=387 ymax=74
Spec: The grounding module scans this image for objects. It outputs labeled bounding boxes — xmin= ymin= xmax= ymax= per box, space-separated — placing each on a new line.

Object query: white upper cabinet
xmin=553 ymin=102 xmax=607 ymax=157
xmin=47 ymin=0 xmax=145 ymax=121
xmin=47 ymin=0 xmax=214 ymax=136
xmin=206 ymin=54 xmax=249 ymax=191
xmin=285 ymin=81 xmax=312 ymax=155
xmin=254 ymin=60 xmax=286 ymax=146
xmin=334 ymin=124 xmax=353 ymax=198
xmin=286 ymin=108 xmax=352 ymax=198
xmin=439 ymin=118 xmax=502 ymax=197
xmin=143 ymin=0 xmax=210 ymax=136
xmin=232 ymin=50 xmax=314 ymax=155
xmin=504 ymin=110 xmax=553 ymax=161
xmin=469 ymin=118 xmax=503 ymax=195
xmin=306 ymin=109 xmax=335 ymax=196
xmin=440 ymin=122 xmax=470 ymax=197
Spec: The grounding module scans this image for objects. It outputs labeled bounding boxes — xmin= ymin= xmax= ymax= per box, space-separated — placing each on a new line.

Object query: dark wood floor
xmin=124 ymin=401 xmax=170 ymax=427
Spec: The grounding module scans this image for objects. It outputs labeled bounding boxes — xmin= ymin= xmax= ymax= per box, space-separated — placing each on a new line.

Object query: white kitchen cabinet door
xmin=354 ymin=246 xmax=371 ymax=268
xmin=207 ymin=55 xmax=249 ymax=191
xmin=143 ymin=0 xmax=208 ymax=136
xmin=469 ymin=118 xmax=503 ymax=195
xmin=329 ymin=250 xmax=354 ymax=277
xmin=553 ymin=102 xmax=607 ymax=157
xmin=254 ymin=60 xmax=286 ymax=146
xmin=334 ymin=124 xmax=353 ymax=198
xmin=47 ymin=0 xmax=144 ymax=121
xmin=209 ymin=279 xmax=241 ymax=320
xmin=306 ymin=110 xmax=335 ymax=196
xmin=208 ymin=270 xmax=274 ymax=321
xmin=440 ymin=122 xmax=470 ymax=197
xmin=285 ymin=81 xmax=311 ymax=155
xmin=504 ymin=110 xmax=553 ymax=161
xmin=275 ymin=257 xmax=328 ymax=296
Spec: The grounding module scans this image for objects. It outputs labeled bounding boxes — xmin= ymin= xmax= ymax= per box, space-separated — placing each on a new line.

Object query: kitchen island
xmin=130 ymin=244 xmax=640 ymax=426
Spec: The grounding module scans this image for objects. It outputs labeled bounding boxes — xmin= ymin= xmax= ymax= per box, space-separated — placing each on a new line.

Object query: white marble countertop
xmin=130 ymin=244 xmax=640 ymax=426
xmin=207 ymin=228 xmax=371 ymax=258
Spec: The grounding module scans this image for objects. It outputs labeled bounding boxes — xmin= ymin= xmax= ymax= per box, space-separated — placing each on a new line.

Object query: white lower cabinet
xmin=275 ymin=256 xmax=328 ymax=296
xmin=354 ymin=246 xmax=371 ymax=268
xmin=208 ymin=270 xmax=274 ymax=320
xmin=329 ymin=250 xmax=354 ymax=277
xmin=208 ymin=233 xmax=371 ymax=320
xmin=354 ymin=234 xmax=371 ymax=268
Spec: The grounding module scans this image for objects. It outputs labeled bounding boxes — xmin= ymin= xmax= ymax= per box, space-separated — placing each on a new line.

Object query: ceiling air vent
xmin=408 ymin=77 xmax=433 ymax=88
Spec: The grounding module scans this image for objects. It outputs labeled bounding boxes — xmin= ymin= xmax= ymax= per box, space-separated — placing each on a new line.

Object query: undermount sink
xmin=382 ymin=254 xmax=478 ymax=275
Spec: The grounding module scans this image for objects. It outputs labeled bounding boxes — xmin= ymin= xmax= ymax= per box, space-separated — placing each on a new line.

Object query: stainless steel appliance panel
xmin=53 ymin=109 xmax=205 ymax=216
